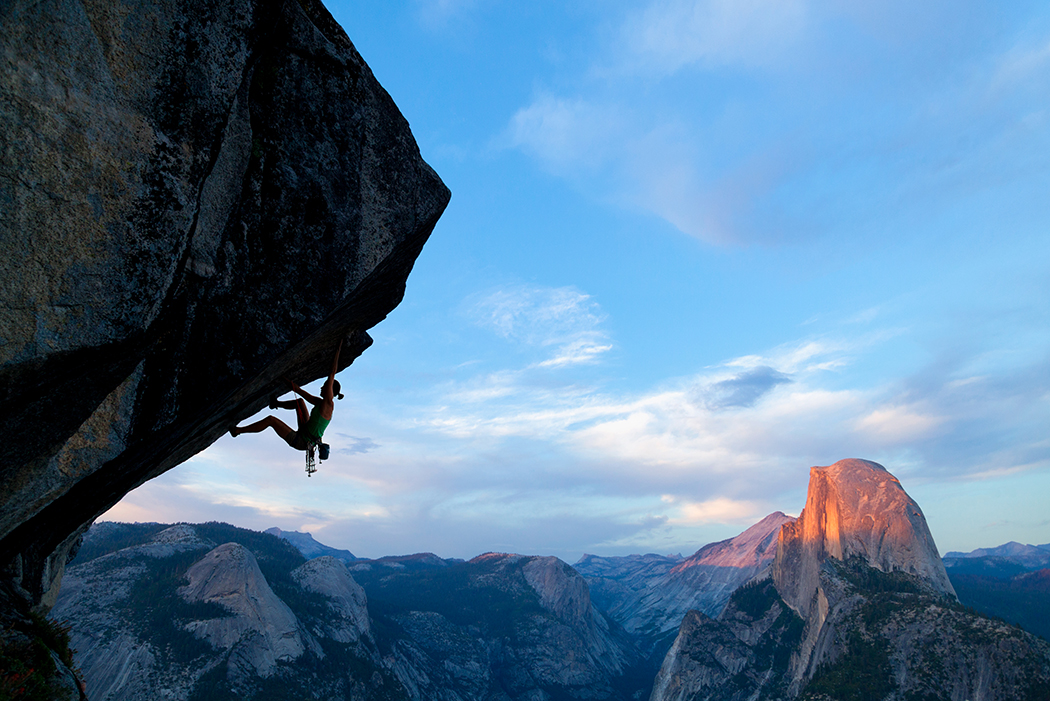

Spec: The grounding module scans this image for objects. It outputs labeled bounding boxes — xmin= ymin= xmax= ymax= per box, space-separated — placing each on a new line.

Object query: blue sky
xmin=107 ymin=0 xmax=1050 ymax=562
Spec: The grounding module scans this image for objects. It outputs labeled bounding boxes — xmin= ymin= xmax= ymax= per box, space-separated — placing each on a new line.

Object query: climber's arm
xmin=285 ymin=378 xmax=321 ymax=406
xmin=322 ymin=338 xmax=343 ymax=400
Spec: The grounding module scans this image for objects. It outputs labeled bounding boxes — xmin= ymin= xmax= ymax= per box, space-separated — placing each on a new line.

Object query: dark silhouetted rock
xmin=0 ymin=0 xmax=449 ymax=616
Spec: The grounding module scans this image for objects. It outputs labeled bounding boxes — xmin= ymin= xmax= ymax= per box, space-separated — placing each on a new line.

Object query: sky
xmin=106 ymin=0 xmax=1050 ymax=563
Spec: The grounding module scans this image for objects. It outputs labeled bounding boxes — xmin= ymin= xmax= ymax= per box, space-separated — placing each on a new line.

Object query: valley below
xmin=48 ymin=460 xmax=1050 ymax=701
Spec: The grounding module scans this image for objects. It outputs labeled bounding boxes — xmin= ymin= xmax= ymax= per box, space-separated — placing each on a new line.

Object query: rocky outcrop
xmin=575 ymin=512 xmax=793 ymax=656
xmin=51 ymin=522 xmax=397 ymax=700
xmin=772 ymin=458 xmax=954 ymax=622
xmin=180 ymin=543 xmax=308 ymax=678
xmin=649 ymin=459 xmax=1050 ymax=701
xmin=649 ymin=581 xmax=803 ymax=701
xmin=291 ymin=555 xmax=370 ymax=643
xmin=50 ymin=526 xmax=216 ymax=700
xmin=360 ymin=551 xmax=646 ymax=700
xmin=0 ymin=0 xmax=449 ymax=616
xmin=55 ymin=523 xmax=650 ymax=701
xmin=521 ymin=555 xmax=629 ymax=681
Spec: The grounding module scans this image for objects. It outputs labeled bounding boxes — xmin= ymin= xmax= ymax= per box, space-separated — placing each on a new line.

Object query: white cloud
xmin=854 ymin=405 xmax=944 ymax=443
xmin=506 ymin=95 xmax=625 ymax=175
xmin=990 ymin=36 xmax=1050 ymax=91
xmin=114 ymin=317 xmax=1050 ymax=560
xmin=398 ymin=317 xmax=1049 ymax=512
xmin=413 ymin=0 xmax=481 ymax=28
xmin=506 ymin=95 xmax=733 ymax=243
xmin=673 ymin=497 xmax=761 ymax=524
xmin=502 ymin=4 xmax=1050 ymax=250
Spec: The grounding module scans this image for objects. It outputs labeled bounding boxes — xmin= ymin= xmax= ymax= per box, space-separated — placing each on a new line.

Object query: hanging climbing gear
xmin=318 ymin=442 xmax=330 ymax=461
xmin=305 ymin=443 xmax=318 ymax=476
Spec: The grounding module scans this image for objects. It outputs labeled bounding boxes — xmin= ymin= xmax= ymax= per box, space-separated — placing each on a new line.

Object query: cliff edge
xmin=0 ymin=0 xmax=449 ymax=624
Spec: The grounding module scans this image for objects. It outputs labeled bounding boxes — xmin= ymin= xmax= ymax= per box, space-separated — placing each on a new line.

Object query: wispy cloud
xmin=621 ymin=0 xmax=810 ymax=74
xmin=502 ymin=3 xmax=1050 ymax=248
xmin=402 ymin=319 xmax=1049 ymax=500
xmin=671 ymin=497 xmax=761 ymax=524
xmin=506 ymin=96 xmax=625 ymax=176
xmin=505 ymin=95 xmax=731 ymax=243
xmin=467 ymin=284 xmax=613 ymax=367
xmin=413 ymin=0 xmax=481 ymax=29
xmin=990 ymin=35 xmax=1050 ymax=92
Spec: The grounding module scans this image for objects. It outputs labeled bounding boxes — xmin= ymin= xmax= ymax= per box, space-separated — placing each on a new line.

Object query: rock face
xmin=291 ymin=555 xmax=370 ymax=643
xmin=772 ymin=458 xmax=954 ymax=621
xmin=575 ymin=512 xmax=793 ymax=657
xmin=53 ymin=523 xmax=652 ymax=701
xmin=649 ymin=581 xmax=804 ymax=701
xmin=49 ymin=525 xmax=218 ymax=700
xmin=0 ymin=0 xmax=449 ymax=614
xmin=361 ymin=552 xmax=643 ymax=700
xmin=51 ymin=523 xmax=395 ymax=700
xmin=649 ymin=459 xmax=1050 ymax=701
xmin=179 ymin=543 xmax=307 ymax=677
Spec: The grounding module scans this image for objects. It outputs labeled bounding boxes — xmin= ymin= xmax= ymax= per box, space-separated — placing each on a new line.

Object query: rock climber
xmin=230 ymin=339 xmax=344 ymax=455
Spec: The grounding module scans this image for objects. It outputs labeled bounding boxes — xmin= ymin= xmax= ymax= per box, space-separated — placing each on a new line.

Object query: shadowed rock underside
xmin=0 ymin=0 xmax=449 ymax=612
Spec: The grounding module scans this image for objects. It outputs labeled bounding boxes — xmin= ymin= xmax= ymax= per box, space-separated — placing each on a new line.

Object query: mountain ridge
xmin=264 ymin=527 xmax=358 ymax=563
xmin=49 ymin=460 xmax=1050 ymax=701
xmin=650 ymin=459 xmax=1050 ymax=701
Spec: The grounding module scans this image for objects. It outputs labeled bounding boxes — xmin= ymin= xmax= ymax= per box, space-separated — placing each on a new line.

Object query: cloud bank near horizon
xmin=107 ymin=278 xmax=1050 ymax=561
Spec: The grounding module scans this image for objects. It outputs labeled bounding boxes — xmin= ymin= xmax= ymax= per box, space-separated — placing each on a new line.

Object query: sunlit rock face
xmin=772 ymin=458 xmax=955 ymax=620
xmin=650 ymin=460 xmax=1050 ymax=701
xmin=0 ymin=0 xmax=449 ymax=612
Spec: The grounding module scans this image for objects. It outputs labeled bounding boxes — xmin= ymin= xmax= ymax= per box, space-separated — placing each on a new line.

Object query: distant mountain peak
xmin=773 ymin=458 xmax=955 ymax=618
xmin=946 ymin=541 xmax=1050 ymax=562
xmin=265 ymin=527 xmax=357 ymax=563
xmin=672 ymin=511 xmax=795 ymax=574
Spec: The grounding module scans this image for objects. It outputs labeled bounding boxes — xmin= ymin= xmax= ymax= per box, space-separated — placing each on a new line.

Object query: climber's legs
xmin=270 ymin=396 xmax=310 ymax=429
xmin=293 ymin=398 xmax=309 ymax=429
xmin=230 ymin=416 xmax=294 ymax=443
